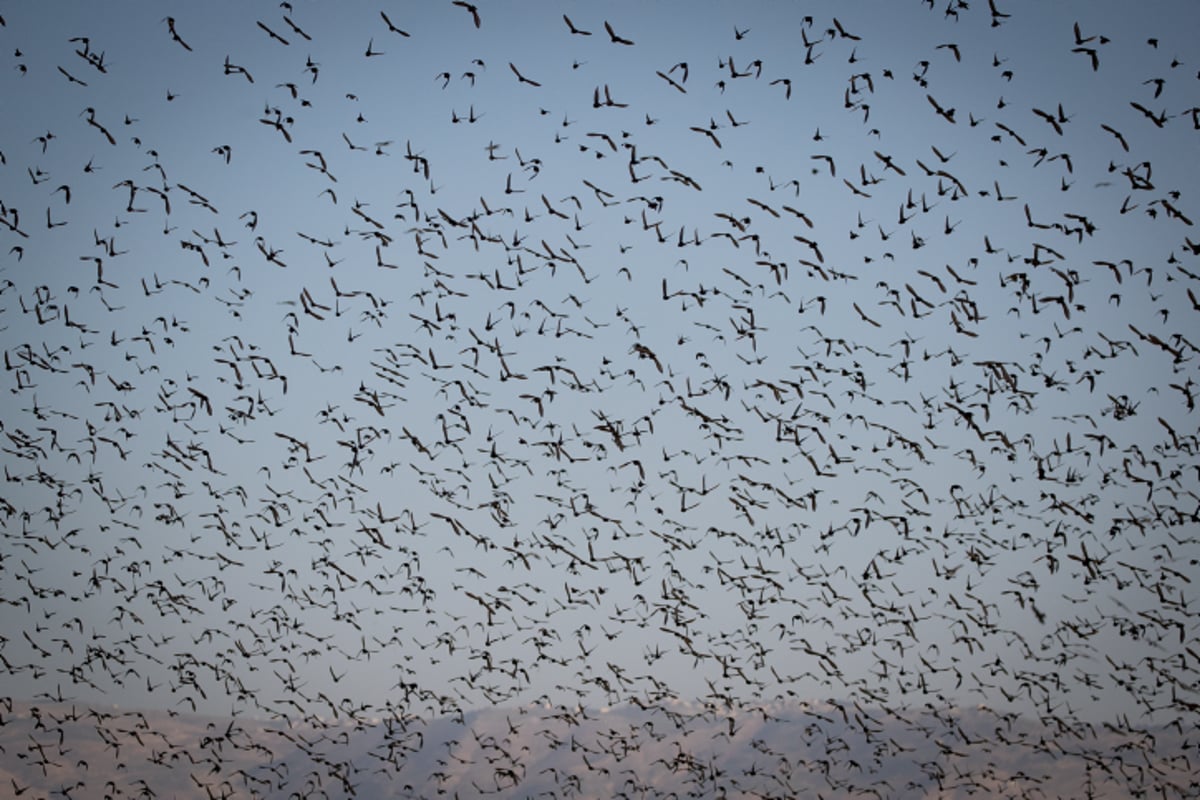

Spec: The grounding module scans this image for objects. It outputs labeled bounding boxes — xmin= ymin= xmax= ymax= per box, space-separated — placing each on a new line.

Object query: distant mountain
xmin=2 ymin=698 xmax=1190 ymax=798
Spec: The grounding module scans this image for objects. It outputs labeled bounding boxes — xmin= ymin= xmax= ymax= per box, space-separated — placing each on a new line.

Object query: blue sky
xmin=1 ymin=0 xmax=1199 ymax=790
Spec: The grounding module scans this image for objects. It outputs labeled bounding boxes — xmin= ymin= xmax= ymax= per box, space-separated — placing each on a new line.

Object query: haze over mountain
xmin=3 ymin=699 xmax=1194 ymax=798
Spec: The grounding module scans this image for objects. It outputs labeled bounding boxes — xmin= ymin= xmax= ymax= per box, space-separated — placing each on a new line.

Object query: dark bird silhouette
xmin=283 ymin=15 xmax=312 ymax=40
xmin=81 ymin=108 xmax=116 ymax=145
xmin=57 ymin=65 xmax=88 ymax=86
xmin=256 ymin=20 xmax=290 ymax=45
xmin=1129 ymin=101 xmax=1167 ymax=127
xmin=1073 ymin=46 xmax=1099 ymax=71
xmin=604 ymin=20 xmax=635 ymax=45
xmin=509 ymin=62 xmax=541 ymax=86
xmin=380 ymin=11 xmax=410 ymax=36
xmin=563 ymin=14 xmax=591 ymax=35
xmin=832 ymin=17 xmax=861 ymax=40
xmin=689 ymin=126 xmax=721 ymax=148
xmin=926 ymin=94 xmax=956 ymax=123
xmin=656 ymin=71 xmax=686 ymax=93
xmin=223 ymin=55 xmax=254 ymax=82
xmin=452 ymin=1 xmax=482 ymax=28
xmin=1100 ymin=123 xmax=1129 ymax=151
xmin=164 ymin=16 xmax=192 ymax=51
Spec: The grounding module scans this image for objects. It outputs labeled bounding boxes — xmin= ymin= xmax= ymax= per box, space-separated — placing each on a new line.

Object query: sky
xmin=1 ymin=1 xmax=1199 ymax=797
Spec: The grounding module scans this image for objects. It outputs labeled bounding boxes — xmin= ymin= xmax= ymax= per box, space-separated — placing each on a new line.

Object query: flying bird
xmin=163 ymin=16 xmax=192 ymax=51
xmin=604 ymin=20 xmax=635 ymax=45
xmin=509 ymin=62 xmax=541 ymax=86
xmin=380 ymin=11 xmax=410 ymax=36
xmin=452 ymin=0 xmax=482 ymax=28
xmin=563 ymin=14 xmax=592 ymax=35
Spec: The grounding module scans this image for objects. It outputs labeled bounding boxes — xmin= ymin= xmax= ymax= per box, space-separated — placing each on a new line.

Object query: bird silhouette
xmin=604 ymin=20 xmax=635 ymax=46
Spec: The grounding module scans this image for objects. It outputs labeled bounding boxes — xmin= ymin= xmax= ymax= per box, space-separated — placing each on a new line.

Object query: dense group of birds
xmin=1 ymin=1 xmax=1199 ymax=798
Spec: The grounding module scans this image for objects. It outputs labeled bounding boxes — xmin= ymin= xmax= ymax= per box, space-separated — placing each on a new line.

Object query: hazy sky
xmin=2 ymin=0 xmax=1199 ymax=794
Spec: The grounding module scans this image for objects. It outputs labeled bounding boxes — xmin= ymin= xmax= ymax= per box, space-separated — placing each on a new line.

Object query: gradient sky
xmin=2 ymin=1 xmax=1199 ymax=793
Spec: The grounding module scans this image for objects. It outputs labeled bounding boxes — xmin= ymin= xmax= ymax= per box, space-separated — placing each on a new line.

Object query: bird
xmin=563 ymin=14 xmax=591 ymax=35
xmin=163 ymin=16 xmax=192 ymax=51
xmin=604 ymin=20 xmax=635 ymax=45
xmin=81 ymin=107 xmax=116 ymax=145
xmin=509 ymin=62 xmax=541 ymax=86
xmin=452 ymin=0 xmax=482 ymax=28
xmin=380 ymin=11 xmax=410 ymax=36
xmin=926 ymin=94 xmax=956 ymax=123
xmin=1100 ymin=123 xmax=1129 ymax=151
xmin=256 ymin=20 xmax=290 ymax=45
xmin=656 ymin=71 xmax=686 ymax=93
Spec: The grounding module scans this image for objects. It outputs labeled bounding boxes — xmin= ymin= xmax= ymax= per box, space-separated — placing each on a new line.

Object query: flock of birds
xmin=1 ymin=1 xmax=1199 ymax=798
